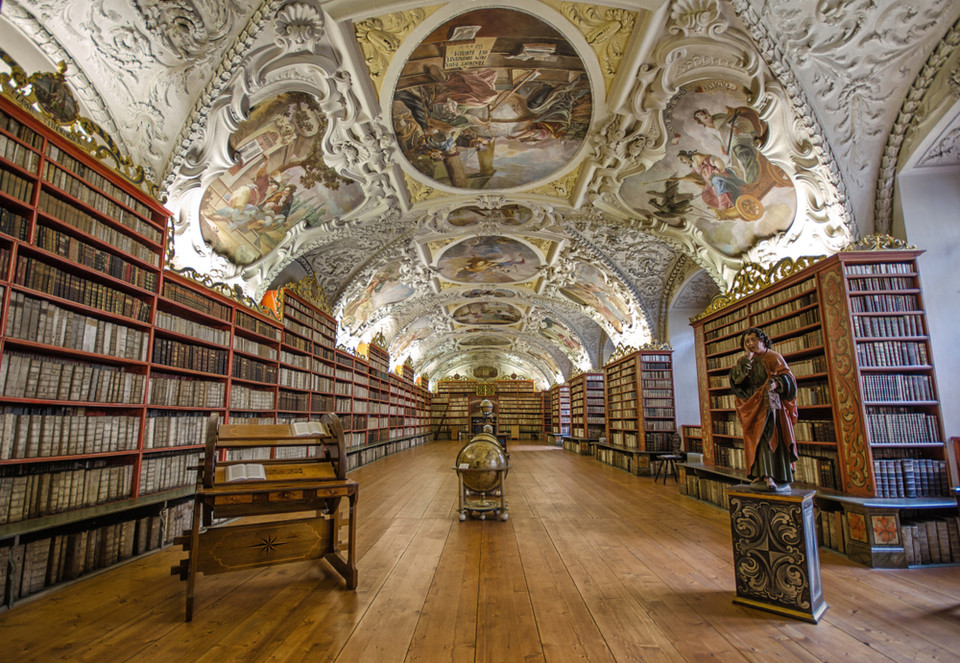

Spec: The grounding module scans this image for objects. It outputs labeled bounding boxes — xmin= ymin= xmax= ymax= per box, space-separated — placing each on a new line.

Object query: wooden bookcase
xmin=494 ymin=379 xmax=541 ymax=441
xmin=0 ymin=96 xmax=435 ymax=604
xmin=687 ymin=249 xmax=957 ymax=567
xmin=599 ymin=348 xmax=677 ymax=475
xmin=564 ymin=372 xmax=604 ymax=454
xmin=0 ymin=96 xmax=194 ymax=605
xmin=681 ymin=424 xmax=703 ymax=454
xmin=434 ymin=379 xmax=475 ymax=440
xmin=549 ymin=384 xmax=571 ymax=443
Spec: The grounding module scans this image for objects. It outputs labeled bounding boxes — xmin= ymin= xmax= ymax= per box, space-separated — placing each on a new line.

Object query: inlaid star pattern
xmin=250 ymin=534 xmax=288 ymax=554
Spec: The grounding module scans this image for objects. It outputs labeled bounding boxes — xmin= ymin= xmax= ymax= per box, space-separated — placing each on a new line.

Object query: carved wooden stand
xmin=726 ymin=486 xmax=827 ymax=623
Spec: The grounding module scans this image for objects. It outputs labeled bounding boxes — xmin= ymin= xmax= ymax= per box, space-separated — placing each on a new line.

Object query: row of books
xmin=852 ymin=313 xmax=924 ymax=338
xmin=847 ymin=275 xmax=914 ymax=291
xmin=278 ymin=391 xmax=309 ymax=411
xmin=44 ymin=144 xmax=154 ymax=222
xmin=0 ymin=165 xmax=33 ymax=202
xmin=794 ymin=454 xmax=838 ymax=489
xmin=236 ymin=309 xmax=281 ymax=340
xmin=138 ymin=452 xmax=201 ymax=495
xmin=147 ymin=374 xmax=224 ymax=408
xmin=643 ymin=407 xmax=675 ymax=418
xmin=229 ymin=383 xmax=275 ymax=410
xmin=775 ymin=328 xmax=824 ymax=356
xmin=845 ymin=262 xmax=913 ymax=275
xmin=872 ymin=458 xmax=949 ymax=497
xmin=43 ymin=163 xmax=160 ymax=243
xmin=791 ymin=354 xmax=828 ymax=377
xmin=0 ymin=410 xmax=140 ymax=459
xmin=849 ymin=293 xmax=919 ymax=313
xmin=596 ymin=447 xmax=634 ymax=473
xmin=37 ymin=190 xmax=158 ymax=265
xmin=712 ymin=418 xmax=743 ymax=437
xmin=752 ymin=292 xmax=818 ymax=327
xmin=162 ymin=280 xmax=231 ymax=322
xmin=0 ymin=132 xmax=41 ymax=172
xmin=279 ymin=348 xmax=311 ymax=370
xmin=764 ymin=307 xmax=820 ymax=338
xmin=0 ymin=108 xmax=43 ymax=149
xmin=816 ymin=509 xmax=848 ymax=553
xmin=7 ymin=292 xmax=150 ymax=361
xmin=155 ymin=310 xmax=229 ymax=346
xmin=796 ymin=382 xmax=831 ymax=406
xmin=16 ymin=255 xmax=152 ymax=322
xmin=35 ymin=223 xmax=158 ymax=291
xmin=750 ymin=278 xmax=815 ymax=313
xmin=865 ymin=408 xmax=940 ymax=444
xmin=0 ymin=462 xmax=133 ymax=524
xmin=855 ymin=340 xmax=928 ymax=367
xmin=902 ymin=518 xmax=960 ymax=565
xmin=0 ymin=205 xmax=29 ymax=240
xmin=861 ymin=373 xmax=935 ymax=402
xmin=232 ymin=355 xmax=277 ymax=383
xmin=279 ymin=366 xmax=311 ymax=390
xmin=794 ymin=418 xmax=836 ymax=443
xmin=144 ymin=413 xmax=211 ymax=449
xmin=0 ymin=351 xmax=145 ymax=403
xmin=233 ymin=334 xmax=277 ymax=360
xmin=152 ymin=337 xmax=228 ymax=375
xmin=0 ymin=501 xmax=189 ymax=602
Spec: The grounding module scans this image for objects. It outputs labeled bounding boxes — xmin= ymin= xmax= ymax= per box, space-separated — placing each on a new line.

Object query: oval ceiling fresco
xmin=199 ymin=91 xmax=365 ymax=265
xmin=452 ymin=301 xmax=523 ymax=325
xmin=391 ymin=316 xmax=434 ymax=359
xmin=437 ymin=236 xmax=540 ymax=284
xmin=460 ymin=287 xmax=517 ymax=298
xmin=460 ymin=334 xmax=511 ymax=347
xmin=391 ymin=8 xmax=591 ymax=190
xmin=619 ymin=83 xmax=796 ymax=257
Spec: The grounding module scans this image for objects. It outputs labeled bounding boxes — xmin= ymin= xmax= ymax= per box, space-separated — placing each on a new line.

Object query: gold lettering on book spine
xmin=820 ymin=266 xmax=870 ymax=494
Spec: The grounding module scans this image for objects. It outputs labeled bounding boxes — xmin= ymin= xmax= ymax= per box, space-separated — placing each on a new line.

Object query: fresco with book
xmin=619 ymin=83 xmax=796 ymax=257
xmin=198 ymin=92 xmax=365 ymax=265
xmin=452 ymin=301 xmax=523 ymax=325
xmin=392 ymin=8 xmax=591 ymax=190
xmin=559 ymin=262 xmax=630 ymax=334
xmin=340 ymin=261 xmax=415 ymax=332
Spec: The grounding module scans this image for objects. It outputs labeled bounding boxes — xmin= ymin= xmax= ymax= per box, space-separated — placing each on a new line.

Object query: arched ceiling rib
xmin=3 ymin=0 xmax=958 ymax=387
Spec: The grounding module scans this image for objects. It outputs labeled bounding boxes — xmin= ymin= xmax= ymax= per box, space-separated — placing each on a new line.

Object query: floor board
xmin=2 ymin=441 xmax=959 ymax=662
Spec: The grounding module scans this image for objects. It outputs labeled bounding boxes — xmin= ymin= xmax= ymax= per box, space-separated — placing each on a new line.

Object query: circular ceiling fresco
xmin=391 ymin=8 xmax=591 ymax=190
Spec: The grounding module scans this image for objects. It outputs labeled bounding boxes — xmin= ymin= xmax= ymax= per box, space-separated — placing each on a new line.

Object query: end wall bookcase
xmin=687 ymin=249 xmax=957 ymax=568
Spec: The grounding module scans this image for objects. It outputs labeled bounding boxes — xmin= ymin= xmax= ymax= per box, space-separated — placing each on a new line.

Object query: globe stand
xmin=455 ymin=467 xmax=509 ymax=521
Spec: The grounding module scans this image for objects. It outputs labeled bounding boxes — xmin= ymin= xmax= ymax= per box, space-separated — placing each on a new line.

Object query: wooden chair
xmin=171 ymin=413 xmax=358 ymax=621
xmin=653 ymin=433 xmax=684 ymax=485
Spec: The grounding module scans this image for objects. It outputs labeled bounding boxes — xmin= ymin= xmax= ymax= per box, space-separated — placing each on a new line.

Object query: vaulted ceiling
xmin=2 ymin=0 xmax=958 ymax=389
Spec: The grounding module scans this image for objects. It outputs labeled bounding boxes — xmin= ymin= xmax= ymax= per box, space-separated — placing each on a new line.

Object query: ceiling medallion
xmin=391 ymin=8 xmax=592 ymax=191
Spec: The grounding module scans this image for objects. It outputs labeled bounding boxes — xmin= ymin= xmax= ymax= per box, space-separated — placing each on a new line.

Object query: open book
xmin=291 ymin=421 xmax=328 ymax=438
xmin=225 ymin=463 xmax=267 ymax=482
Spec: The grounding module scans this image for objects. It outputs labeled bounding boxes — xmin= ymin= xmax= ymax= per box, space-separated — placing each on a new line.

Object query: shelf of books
xmin=433 ymin=379 xmax=475 ymax=440
xmin=548 ymin=384 xmax=571 ymax=446
xmin=542 ymin=391 xmax=553 ymax=443
xmin=0 ymin=96 xmax=196 ymax=606
xmin=563 ymin=372 xmax=604 ymax=455
xmin=599 ymin=348 xmax=677 ymax=476
xmin=681 ymin=425 xmax=703 ymax=455
xmin=688 ymin=248 xmax=957 ymax=567
xmin=494 ymin=379 xmax=541 ymax=440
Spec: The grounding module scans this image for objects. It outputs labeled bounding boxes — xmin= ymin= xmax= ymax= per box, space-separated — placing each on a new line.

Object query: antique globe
xmin=456 ymin=433 xmax=507 ymax=493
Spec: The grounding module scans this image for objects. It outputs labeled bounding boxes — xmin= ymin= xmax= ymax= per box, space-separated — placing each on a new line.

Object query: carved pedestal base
xmin=727 ymin=486 xmax=827 ymax=623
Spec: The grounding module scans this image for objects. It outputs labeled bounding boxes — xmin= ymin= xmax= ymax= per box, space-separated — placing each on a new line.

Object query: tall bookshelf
xmin=688 ymin=249 xmax=956 ymax=567
xmin=434 ymin=379 xmax=475 ymax=440
xmin=600 ymin=348 xmax=677 ymax=475
xmin=568 ymin=372 xmax=605 ymax=440
xmin=0 ymin=95 xmax=194 ymax=605
xmin=550 ymin=384 xmax=571 ymax=440
xmin=494 ymin=379 xmax=541 ymax=440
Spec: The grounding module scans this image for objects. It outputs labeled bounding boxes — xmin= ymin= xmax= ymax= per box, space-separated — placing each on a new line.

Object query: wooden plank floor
xmin=2 ymin=441 xmax=959 ymax=662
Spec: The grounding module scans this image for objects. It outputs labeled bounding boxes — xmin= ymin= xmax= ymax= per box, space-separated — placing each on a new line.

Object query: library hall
xmin=1 ymin=0 xmax=959 ymax=661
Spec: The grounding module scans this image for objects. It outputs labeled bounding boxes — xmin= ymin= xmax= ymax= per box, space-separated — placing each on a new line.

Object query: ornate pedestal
xmin=727 ymin=486 xmax=827 ymax=623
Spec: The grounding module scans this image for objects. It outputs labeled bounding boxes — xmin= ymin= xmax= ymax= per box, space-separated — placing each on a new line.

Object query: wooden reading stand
xmin=171 ymin=412 xmax=358 ymax=621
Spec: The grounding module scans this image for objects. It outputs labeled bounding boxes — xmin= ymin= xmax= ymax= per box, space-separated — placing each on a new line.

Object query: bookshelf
xmin=0 ymin=95 xmax=196 ymax=605
xmin=434 ymin=379 xmax=475 ymax=440
xmin=600 ymin=348 xmax=677 ymax=475
xmin=687 ymin=249 xmax=957 ymax=567
xmin=549 ymin=384 xmax=571 ymax=444
xmin=564 ymin=372 xmax=604 ymax=455
xmin=494 ymin=379 xmax=541 ymax=440
xmin=681 ymin=424 xmax=703 ymax=454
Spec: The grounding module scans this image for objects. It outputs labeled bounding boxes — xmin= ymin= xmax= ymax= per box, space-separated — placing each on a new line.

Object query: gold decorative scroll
xmin=541 ymin=2 xmax=637 ymax=90
xmin=843 ymin=234 xmax=916 ymax=252
xmin=370 ymin=330 xmax=387 ymax=349
xmin=524 ymin=166 xmax=581 ymax=201
xmin=403 ymin=173 xmax=447 ymax=204
xmin=0 ymin=52 xmax=161 ymax=200
xmin=354 ymin=6 xmax=443 ymax=94
xmin=606 ymin=343 xmax=639 ymax=364
xmin=285 ymin=273 xmax=331 ymax=314
xmin=639 ymin=340 xmax=672 ymax=351
xmin=171 ymin=266 xmax=275 ymax=317
xmin=693 ymin=255 xmax=825 ymax=320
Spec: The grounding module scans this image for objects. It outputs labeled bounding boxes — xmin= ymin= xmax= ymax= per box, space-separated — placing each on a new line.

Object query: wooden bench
xmin=171 ymin=413 xmax=358 ymax=621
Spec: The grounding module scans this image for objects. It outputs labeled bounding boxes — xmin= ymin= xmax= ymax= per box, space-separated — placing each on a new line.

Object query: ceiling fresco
xmin=4 ymin=0 xmax=958 ymax=388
